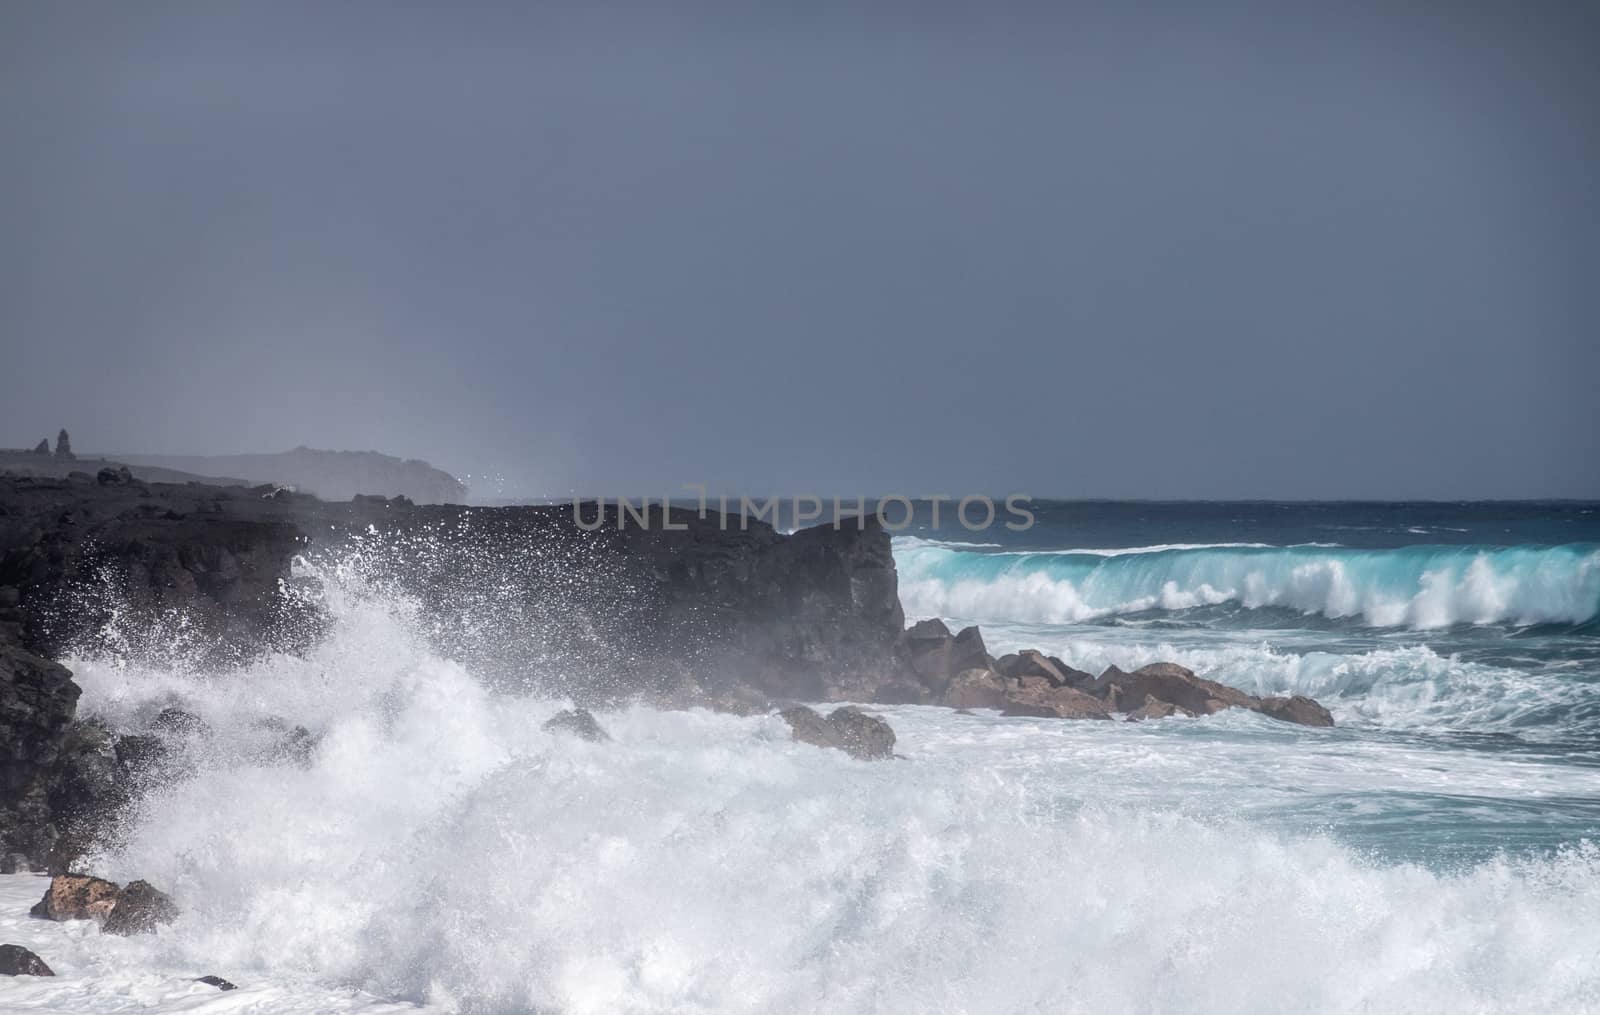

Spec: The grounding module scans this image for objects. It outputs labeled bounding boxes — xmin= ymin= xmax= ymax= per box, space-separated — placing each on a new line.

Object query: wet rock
xmin=112 ymin=733 xmax=170 ymax=777
xmin=0 ymin=944 xmax=54 ymax=976
xmin=1081 ymin=663 xmax=1335 ymax=726
xmin=1124 ymin=695 xmax=1194 ymax=722
xmin=902 ymin=620 xmax=992 ymax=695
xmin=779 ymin=705 xmax=896 ymax=760
xmin=997 ymin=650 xmax=1094 ymax=689
xmin=1089 ymin=663 xmax=1257 ymax=716
xmin=825 ymin=707 xmax=897 ymax=760
xmin=195 ymin=974 xmax=237 ymax=990
xmin=29 ymin=873 xmax=121 ymax=922
xmin=779 ymin=705 xmax=833 ymax=750
xmin=1259 ymin=695 xmax=1335 ymax=728
xmin=543 ymin=708 xmax=610 ymax=742
xmin=0 ymin=646 xmax=81 ymax=861
xmin=101 ymin=879 xmax=179 ymax=935
xmin=943 ymin=667 xmax=1009 ymax=710
xmin=249 ymin=717 xmax=319 ymax=766
xmin=150 ymin=708 xmax=209 ymax=739
xmin=1000 ymin=678 xmax=1114 ymax=720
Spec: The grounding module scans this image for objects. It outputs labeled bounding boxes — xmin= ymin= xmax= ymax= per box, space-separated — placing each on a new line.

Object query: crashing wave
xmin=894 ymin=540 xmax=1600 ymax=630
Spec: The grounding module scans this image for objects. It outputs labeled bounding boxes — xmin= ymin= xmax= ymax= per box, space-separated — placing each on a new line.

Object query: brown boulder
xmin=902 ymin=620 xmax=991 ymax=694
xmin=1000 ymin=680 xmax=1114 ymax=720
xmin=1091 ymin=663 xmax=1256 ymax=716
xmin=29 ymin=874 xmax=121 ymax=922
xmin=1259 ymin=695 xmax=1335 ymax=728
xmin=943 ymin=668 xmax=1009 ymax=710
xmin=1124 ymin=695 xmax=1195 ymax=722
xmin=780 ymin=705 xmax=896 ymax=760
xmin=1087 ymin=663 xmax=1334 ymax=727
xmin=997 ymin=651 xmax=1066 ymax=687
xmin=101 ymin=879 xmax=179 ymax=936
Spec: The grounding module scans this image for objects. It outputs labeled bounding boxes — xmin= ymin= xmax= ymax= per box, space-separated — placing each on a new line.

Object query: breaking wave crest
xmin=895 ymin=539 xmax=1600 ymax=630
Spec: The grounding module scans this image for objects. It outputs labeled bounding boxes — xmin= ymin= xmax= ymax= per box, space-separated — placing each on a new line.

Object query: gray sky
xmin=2 ymin=2 xmax=1595 ymax=499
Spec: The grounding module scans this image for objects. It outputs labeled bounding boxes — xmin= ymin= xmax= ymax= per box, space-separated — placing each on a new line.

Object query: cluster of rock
xmin=2 ymin=874 xmax=235 ymax=987
xmin=28 ymin=873 xmax=178 ymax=935
xmin=647 ymin=618 xmax=1333 ymax=732
xmin=882 ymin=618 xmax=1333 ymax=726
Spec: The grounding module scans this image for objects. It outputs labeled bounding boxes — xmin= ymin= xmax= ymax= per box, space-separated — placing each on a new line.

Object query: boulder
xmin=1000 ymin=650 xmax=1094 ymax=689
xmin=150 ymin=708 xmax=209 ymax=739
xmin=903 ymin=617 xmax=952 ymax=645
xmin=779 ymin=705 xmax=896 ymax=760
xmin=101 ymin=879 xmax=179 ymax=935
xmin=29 ymin=873 xmax=121 ymax=922
xmin=779 ymin=705 xmax=834 ymax=750
xmin=0 ymin=944 xmax=54 ymax=976
xmin=943 ymin=667 xmax=1009 ymax=710
xmin=824 ymin=707 xmax=897 ymax=759
xmin=112 ymin=733 xmax=169 ymax=775
xmin=1258 ymin=695 xmax=1335 ymax=728
xmin=542 ymin=708 xmax=609 ymax=742
xmin=1089 ymin=663 xmax=1256 ymax=716
xmin=1000 ymin=679 xmax=1114 ymax=720
xmin=902 ymin=620 xmax=992 ymax=695
xmin=196 ymin=975 xmax=237 ymax=990
xmin=1085 ymin=663 xmax=1334 ymax=727
xmin=1124 ymin=695 xmax=1194 ymax=722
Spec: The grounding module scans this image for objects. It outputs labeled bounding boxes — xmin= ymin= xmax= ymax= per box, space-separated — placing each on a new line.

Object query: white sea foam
xmin=1 ymin=574 xmax=1594 ymax=1014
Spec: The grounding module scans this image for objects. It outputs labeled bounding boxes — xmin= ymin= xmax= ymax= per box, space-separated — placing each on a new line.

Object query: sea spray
xmin=42 ymin=563 xmax=1600 ymax=1014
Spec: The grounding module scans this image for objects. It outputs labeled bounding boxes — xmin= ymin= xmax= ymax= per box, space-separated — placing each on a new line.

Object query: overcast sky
xmin=2 ymin=2 xmax=1595 ymax=499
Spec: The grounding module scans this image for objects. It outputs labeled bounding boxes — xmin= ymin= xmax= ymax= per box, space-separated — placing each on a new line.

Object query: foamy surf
xmin=1 ymin=576 xmax=1596 ymax=1014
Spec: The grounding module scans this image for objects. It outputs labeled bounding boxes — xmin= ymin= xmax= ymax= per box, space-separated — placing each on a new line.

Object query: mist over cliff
xmin=111 ymin=447 xmax=467 ymax=504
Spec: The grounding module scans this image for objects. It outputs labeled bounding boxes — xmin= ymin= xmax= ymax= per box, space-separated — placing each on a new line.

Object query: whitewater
xmin=896 ymin=538 xmax=1600 ymax=629
xmin=3 ymin=501 xmax=1599 ymax=1014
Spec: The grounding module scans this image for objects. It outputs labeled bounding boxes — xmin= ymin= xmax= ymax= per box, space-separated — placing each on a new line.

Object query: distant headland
xmin=0 ymin=432 xmax=467 ymax=504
